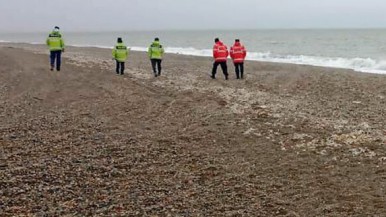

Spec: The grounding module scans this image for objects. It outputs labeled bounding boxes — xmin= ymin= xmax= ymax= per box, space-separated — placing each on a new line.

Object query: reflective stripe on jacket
xmin=230 ymin=42 xmax=247 ymax=63
xmin=46 ymin=32 xmax=64 ymax=51
xmin=112 ymin=43 xmax=129 ymax=62
xmin=213 ymin=41 xmax=228 ymax=62
xmin=148 ymin=41 xmax=164 ymax=59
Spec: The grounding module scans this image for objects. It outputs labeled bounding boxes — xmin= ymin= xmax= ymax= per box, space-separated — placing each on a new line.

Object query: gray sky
xmin=1 ymin=0 xmax=386 ymax=32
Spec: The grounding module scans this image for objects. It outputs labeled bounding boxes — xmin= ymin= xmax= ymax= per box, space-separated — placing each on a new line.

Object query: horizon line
xmin=2 ymin=27 xmax=386 ymax=33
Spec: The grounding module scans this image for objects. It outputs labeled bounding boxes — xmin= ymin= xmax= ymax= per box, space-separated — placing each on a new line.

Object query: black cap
xmin=117 ymin=37 xmax=122 ymax=43
xmin=54 ymin=26 xmax=60 ymax=29
xmin=235 ymin=39 xmax=240 ymax=42
xmin=215 ymin=38 xmax=219 ymax=42
xmin=154 ymin=37 xmax=159 ymax=41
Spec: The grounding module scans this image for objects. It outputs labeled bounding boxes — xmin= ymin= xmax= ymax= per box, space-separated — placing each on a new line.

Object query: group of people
xmin=112 ymin=37 xmax=164 ymax=76
xmin=212 ymin=37 xmax=247 ymax=80
xmin=46 ymin=27 xmax=247 ymax=79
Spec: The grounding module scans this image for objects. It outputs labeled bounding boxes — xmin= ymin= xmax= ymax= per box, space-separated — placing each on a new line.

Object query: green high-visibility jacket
xmin=46 ymin=32 xmax=65 ymax=51
xmin=148 ymin=41 xmax=164 ymax=59
xmin=112 ymin=43 xmax=129 ymax=62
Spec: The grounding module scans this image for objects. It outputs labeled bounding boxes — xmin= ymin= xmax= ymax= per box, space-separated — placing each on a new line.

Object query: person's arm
xmin=112 ymin=47 xmax=116 ymax=59
xmin=213 ymin=45 xmax=217 ymax=58
xmin=61 ymin=38 xmax=65 ymax=52
xmin=148 ymin=46 xmax=152 ymax=58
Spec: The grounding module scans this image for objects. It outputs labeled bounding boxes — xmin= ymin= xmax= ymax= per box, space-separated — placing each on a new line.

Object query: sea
xmin=1 ymin=29 xmax=386 ymax=74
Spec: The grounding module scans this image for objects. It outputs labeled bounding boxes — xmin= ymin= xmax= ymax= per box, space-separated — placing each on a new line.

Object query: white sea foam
xmin=130 ymin=47 xmax=386 ymax=74
xmin=245 ymin=52 xmax=386 ymax=74
xmin=129 ymin=46 xmax=148 ymax=52
xmin=71 ymin=44 xmax=113 ymax=49
xmin=29 ymin=42 xmax=44 ymax=45
xmin=165 ymin=47 xmax=212 ymax=57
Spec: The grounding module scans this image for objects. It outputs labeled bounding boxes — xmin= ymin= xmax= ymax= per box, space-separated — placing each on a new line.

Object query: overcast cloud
xmin=1 ymin=0 xmax=386 ymax=32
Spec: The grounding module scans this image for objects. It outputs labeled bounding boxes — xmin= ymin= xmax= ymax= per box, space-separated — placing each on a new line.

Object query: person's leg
xmin=115 ymin=60 xmax=120 ymax=74
xmin=151 ymin=59 xmax=157 ymax=76
xmin=56 ymin=51 xmax=62 ymax=71
xmin=234 ymin=63 xmax=240 ymax=79
xmin=157 ymin=59 xmax=162 ymax=75
xmin=121 ymin=62 xmax=125 ymax=75
xmin=211 ymin=62 xmax=219 ymax=78
xmin=240 ymin=62 xmax=244 ymax=79
xmin=220 ymin=62 xmax=228 ymax=80
xmin=50 ymin=51 xmax=55 ymax=70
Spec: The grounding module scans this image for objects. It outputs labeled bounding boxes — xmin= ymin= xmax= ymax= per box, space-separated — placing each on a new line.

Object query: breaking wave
xmin=245 ymin=52 xmax=386 ymax=74
xmin=157 ymin=47 xmax=386 ymax=74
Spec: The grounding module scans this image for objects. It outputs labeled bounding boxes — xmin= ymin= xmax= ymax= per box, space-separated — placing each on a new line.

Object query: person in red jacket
xmin=211 ymin=38 xmax=229 ymax=80
xmin=230 ymin=39 xmax=247 ymax=79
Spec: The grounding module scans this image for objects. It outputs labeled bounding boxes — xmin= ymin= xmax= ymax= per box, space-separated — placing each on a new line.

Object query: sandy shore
xmin=1 ymin=43 xmax=386 ymax=216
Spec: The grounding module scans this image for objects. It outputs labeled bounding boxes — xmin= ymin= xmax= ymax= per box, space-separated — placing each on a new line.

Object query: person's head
xmin=154 ymin=37 xmax=159 ymax=41
xmin=53 ymin=26 xmax=60 ymax=33
xmin=117 ymin=37 xmax=123 ymax=43
xmin=214 ymin=38 xmax=219 ymax=43
xmin=235 ymin=39 xmax=240 ymax=43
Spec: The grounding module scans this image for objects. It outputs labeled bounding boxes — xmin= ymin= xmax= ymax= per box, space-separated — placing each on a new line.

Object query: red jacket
xmin=213 ymin=41 xmax=228 ymax=62
xmin=230 ymin=42 xmax=247 ymax=63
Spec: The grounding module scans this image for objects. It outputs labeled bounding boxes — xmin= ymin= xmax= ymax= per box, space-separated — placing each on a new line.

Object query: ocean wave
xmin=128 ymin=47 xmax=386 ymax=74
xmin=165 ymin=47 xmax=212 ymax=57
xmin=156 ymin=47 xmax=386 ymax=74
xmin=71 ymin=44 xmax=113 ymax=49
xmin=246 ymin=52 xmax=386 ymax=74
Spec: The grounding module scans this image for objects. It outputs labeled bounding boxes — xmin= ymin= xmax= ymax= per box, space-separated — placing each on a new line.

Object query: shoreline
xmin=1 ymin=41 xmax=386 ymax=75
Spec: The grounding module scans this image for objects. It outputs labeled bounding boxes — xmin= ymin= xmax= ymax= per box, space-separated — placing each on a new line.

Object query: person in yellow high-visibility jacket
xmin=112 ymin=37 xmax=129 ymax=75
xmin=46 ymin=26 xmax=65 ymax=71
xmin=148 ymin=38 xmax=164 ymax=77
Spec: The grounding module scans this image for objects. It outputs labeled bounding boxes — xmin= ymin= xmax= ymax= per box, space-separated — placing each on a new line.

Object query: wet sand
xmin=1 ymin=43 xmax=386 ymax=216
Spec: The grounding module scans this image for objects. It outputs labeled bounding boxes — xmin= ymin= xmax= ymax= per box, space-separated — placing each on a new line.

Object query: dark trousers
xmin=212 ymin=61 xmax=228 ymax=79
xmin=234 ymin=62 xmax=244 ymax=79
xmin=116 ymin=61 xmax=125 ymax=74
xmin=151 ymin=59 xmax=162 ymax=76
xmin=50 ymin=50 xmax=62 ymax=71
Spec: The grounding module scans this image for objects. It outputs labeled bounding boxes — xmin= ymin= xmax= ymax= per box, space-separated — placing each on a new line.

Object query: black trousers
xmin=50 ymin=50 xmax=62 ymax=71
xmin=234 ymin=62 xmax=244 ymax=79
xmin=151 ymin=59 xmax=162 ymax=76
xmin=116 ymin=61 xmax=125 ymax=74
xmin=212 ymin=61 xmax=228 ymax=78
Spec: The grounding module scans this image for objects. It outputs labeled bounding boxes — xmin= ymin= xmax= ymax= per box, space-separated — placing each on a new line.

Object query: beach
xmin=1 ymin=43 xmax=386 ymax=216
